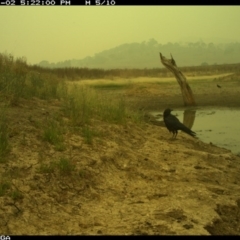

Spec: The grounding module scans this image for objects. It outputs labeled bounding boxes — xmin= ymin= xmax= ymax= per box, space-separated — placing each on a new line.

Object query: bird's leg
xmin=170 ymin=133 xmax=175 ymax=140
xmin=172 ymin=131 xmax=177 ymax=140
xmin=175 ymin=131 xmax=178 ymax=139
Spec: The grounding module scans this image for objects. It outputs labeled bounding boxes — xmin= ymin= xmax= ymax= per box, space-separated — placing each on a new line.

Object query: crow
xmin=163 ymin=108 xmax=196 ymax=139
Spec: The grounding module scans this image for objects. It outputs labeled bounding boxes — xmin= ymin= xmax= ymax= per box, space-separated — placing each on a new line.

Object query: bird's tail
xmin=180 ymin=126 xmax=196 ymax=137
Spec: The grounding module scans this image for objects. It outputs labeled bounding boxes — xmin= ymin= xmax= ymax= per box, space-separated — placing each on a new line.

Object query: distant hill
xmin=38 ymin=39 xmax=240 ymax=69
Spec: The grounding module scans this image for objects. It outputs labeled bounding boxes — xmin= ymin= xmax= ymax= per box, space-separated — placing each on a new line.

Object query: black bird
xmin=217 ymin=84 xmax=221 ymax=88
xmin=163 ymin=108 xmax=196 ymax=139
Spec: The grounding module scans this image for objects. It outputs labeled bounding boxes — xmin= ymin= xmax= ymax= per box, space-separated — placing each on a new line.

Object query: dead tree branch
xmin=159 ymin=53 xmax=196 ymax=106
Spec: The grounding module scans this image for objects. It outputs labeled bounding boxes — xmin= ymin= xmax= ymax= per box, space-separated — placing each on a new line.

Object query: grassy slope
xmin=0 ymin=53 xmax=240 ymax=235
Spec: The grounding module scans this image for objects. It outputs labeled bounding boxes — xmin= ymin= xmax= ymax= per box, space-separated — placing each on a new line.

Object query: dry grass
xmin=67 ymin=73 xmax=234 ymax=87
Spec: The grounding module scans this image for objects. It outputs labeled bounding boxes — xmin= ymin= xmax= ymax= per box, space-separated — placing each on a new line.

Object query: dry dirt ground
xmin=1 ymin=73 xmax=240 ymax=235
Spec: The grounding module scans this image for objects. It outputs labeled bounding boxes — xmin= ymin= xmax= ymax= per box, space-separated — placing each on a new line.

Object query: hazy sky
xmin=1 ymin=6 xmax=240 ymax=65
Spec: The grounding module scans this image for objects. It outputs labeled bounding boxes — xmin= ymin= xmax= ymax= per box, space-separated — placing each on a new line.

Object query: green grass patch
xmin=61 ymin=85 xmax=143 ymax=146
xmin=10 ymin=190 xmax=23 ymax=201
xmin=82 ymin=125 xmax=102 ymax=144
xmin=62 ymin=85 xmax=96 ymax=126
xmin=0 ymin=179 xmax=11 ymax=196
xmin=42 ymin=117 xmax=65 ymax=151
xmin=38 ymin=157 xmax=76 ymax=175
xmin=63 ymin=84 xmax=142 ymax=129
xmin=57 ymin=157 xmax=76 ymax=175
xmin=0 ymin=53 xmax=68 ymax=104
xmin=89 ymin=82 xmax=130 ymax=90
xmin=38 ymin=162 xmax=56 ymax=174
xmin=0 ymin=108 xmax=10 ymax=163
xmin=98 ymin=96 xmax=128 ymax=124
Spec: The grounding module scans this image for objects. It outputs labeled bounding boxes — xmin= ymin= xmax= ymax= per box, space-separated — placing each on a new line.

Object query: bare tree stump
xmin=159 ymin=53 xmax=196 ymax=106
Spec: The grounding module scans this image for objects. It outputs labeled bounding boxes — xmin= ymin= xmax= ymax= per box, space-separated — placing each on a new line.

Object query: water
xmin=151 ymin=107 xmax=240 ymax=155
